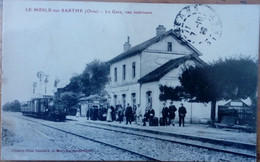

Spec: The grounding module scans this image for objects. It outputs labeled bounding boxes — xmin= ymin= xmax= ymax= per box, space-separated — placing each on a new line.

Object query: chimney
xmin=123 ymin=36 xmax=131 ymax=52
xmin=156 ymin=25 xmax=166 ymax=36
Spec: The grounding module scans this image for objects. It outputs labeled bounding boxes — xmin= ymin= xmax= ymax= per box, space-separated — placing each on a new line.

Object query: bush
xmin=2 ymin=100 xmax=21 ymax=112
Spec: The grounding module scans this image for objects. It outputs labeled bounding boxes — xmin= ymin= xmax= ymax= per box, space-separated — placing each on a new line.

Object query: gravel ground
xmin=76 ymin=122 xmax=255 ymax=156
xmin=1 ymin=112 xmax=150 ymax=160
xmin=2 ymin=125 xmax=17 ymax=147
xmin=70 ymin=115 xmax=256 ymax=145
xmin=1 ymin=114 xmax=24 ymax=147
xmin=2 ymin=112 xmax=256 ymax=161
xmin=48 ymin=120 xmax=255 ymax=161
xmin=33 ymin=122 xmax=150 ymax=160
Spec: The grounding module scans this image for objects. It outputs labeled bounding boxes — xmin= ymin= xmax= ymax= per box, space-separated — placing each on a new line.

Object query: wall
xmin=140 ymin=81 xmax=161 ymax=117
xmin=140 ymin=35 xmax=194 ymax=77
xmin=108 ymin=83 xmax=140 ymax=108
xmin=139 ymin=59 xmax=213 ymax=123
xmin=146 ymin=35 xmax=193 ymax=54
xmin=108 ymin=54 xmax=141 ymax=107
xmin=109 ymin=54 xmax=141 ymax=87
xmin=108 ymin=34 xmax=212 ymax=122
xmin=80 ymin=102 xmax=88 ymax=117
xmin=139 ymin=80 xmax=212 ymax=123
xmin=158 ymin=59 xmax=211 ymax=123
xmin=159 ymin=60 xmax=197 ymax=86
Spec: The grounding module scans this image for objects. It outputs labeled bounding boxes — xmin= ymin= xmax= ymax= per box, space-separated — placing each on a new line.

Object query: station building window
xmin=131 ymin=93 xmax=136 ymax=108
xmin=113 ymin=95 xmax=117 ymax=106
xmin=132 ymin=62 xmax=136 ymax=78
xmin=146 ymin=91 xmax=152 ymax=109
xmin=122 ymin=94 xmax=126 ymax=108
xmin=122 ymin=64 xmax=126 ymax=80
xmin=167 ymin=42 xmax=172 ymax=51
xmin=114 ymin=67 xmax=117 ymax=82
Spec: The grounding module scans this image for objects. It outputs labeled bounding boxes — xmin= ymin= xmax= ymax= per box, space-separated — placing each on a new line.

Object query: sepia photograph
xmin=1 ymin=0 xmax=259 ymax=161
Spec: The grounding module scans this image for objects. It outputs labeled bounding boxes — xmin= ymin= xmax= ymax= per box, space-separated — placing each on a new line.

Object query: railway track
xmin=75 ymin=122 xmax=256 ymax=159
xmin=18 ymin=115 xmax=256 ymax=161
xmin=19 ymin=116 xmax=161 ymax=161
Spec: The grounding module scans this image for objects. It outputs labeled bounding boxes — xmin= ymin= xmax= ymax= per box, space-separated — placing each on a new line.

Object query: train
xmin=21 ymin=95 xmax=67 ymax=121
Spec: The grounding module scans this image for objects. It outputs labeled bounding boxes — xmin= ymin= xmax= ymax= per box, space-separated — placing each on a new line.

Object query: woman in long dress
xmin=106 ymin=107 xmax=112 ymax=122
xmin=76 ymin=108 xmax=80 ymax=118
xmin=136 ymin=105 xmax=142 ymax=125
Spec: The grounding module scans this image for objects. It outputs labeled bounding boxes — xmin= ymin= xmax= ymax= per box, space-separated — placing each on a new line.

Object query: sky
xmin=2 ymin=0 xmax=260 ymax=104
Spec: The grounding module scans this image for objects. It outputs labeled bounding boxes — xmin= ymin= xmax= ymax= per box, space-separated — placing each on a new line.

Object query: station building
xmin=107 ymin=25 xmax=215 ymax=123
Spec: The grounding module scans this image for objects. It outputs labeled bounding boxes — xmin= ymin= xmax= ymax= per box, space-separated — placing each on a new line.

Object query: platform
xmin=67 ymin=115 xmax=256 ymax=150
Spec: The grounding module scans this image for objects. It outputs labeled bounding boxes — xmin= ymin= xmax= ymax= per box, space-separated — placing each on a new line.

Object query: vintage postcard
xmin=1 ymin=0 xmax=259 ymax=161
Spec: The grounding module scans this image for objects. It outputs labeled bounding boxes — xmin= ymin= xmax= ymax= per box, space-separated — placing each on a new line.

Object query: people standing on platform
xmin=106 ymin=106 xmax=112 ymax=122
xmin=86 ymin=107 xmax=90 ymax=120
xmin=178 ymin=103 xmax=187 ymax=127
xmin=136 ymin=104 xmax=142 ymax=125
xmin=76 ymin=108 xmax=80 ymax=117
xmin=162 ymin=103 xmax=169 ymax=126
xmin=169 ymin=101 xmax=177 ymax=126
xmin=93 ymin=106 xmax=98 ymax=120
xmin=132 ymin=105 xmax=137 ymax=124
xmin=117 ymin=105 xmax=124 ymax=123
xmin=110 ymin=105 xmax=116 ymax=121
xmin=98 ymin=105 xmax=106 ymax=121
xmin=125 ymin=103 xmax=133 ymax=125
xmin=142 ymin=108 xmax=149 ymax=126
xmin=89 ymin=105 xmax=94 ymax=120
xmin=148 ymin=107 xmax=155 ymax=121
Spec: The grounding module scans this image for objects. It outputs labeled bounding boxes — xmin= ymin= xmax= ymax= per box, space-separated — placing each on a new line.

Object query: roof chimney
xmin=156 ymin=25 xmax=166 ymax=36
xmin=123 ymin=36 xmax=131 ymax=52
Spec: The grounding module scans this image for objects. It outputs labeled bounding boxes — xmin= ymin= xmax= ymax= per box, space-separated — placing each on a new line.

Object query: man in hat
xmin=169 ymin=101 xmax=177 ymax=126
xmin=178 ymin=103 xmax=187 ymax=127
xmin=125 ymin=103 xmax=133 ymax=125
xmin=161 ymin=102 xmax=169 ymax=126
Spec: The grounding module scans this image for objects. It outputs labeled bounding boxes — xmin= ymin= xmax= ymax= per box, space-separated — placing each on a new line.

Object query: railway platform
xmin=67 ymin=116 xmax=256 ymax=151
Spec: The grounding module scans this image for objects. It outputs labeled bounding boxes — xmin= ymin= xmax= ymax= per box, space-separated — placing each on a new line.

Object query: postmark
xmin=174 ymin=4 xmax=222 ymax=45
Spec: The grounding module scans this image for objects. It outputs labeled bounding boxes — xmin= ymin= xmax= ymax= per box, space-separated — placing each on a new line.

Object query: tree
xmin=58 ymin=92 xmax=79 ymax=110
xmin=55 ymin=59 xmax=109 ymax=114
xmin=80 ymin=68 xmax=91 ymax=96
xmin=159 ymin=85 xmax=189 ymax=101
xmin=80 ymin=59 xmax=109 ymax=96
xmin=249 ymin=94 xmax=257 ymax=130
xmin=3 ymin=100 xmax=21 ymax=112
xmin=3 ymin=102 xmax=11 ymax=111
xmin=181 ymin=56 xmax=257 ymax=125
xmin=60 ymin=59 xmax=109 ymax=97
xmin=59 ymin=75 xmax=81 ymax=93
xmin=160 ymin=56 xmax=257 ymax=125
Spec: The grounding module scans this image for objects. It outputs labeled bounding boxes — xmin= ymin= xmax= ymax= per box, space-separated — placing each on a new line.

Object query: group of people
xmin=86 ymin=105 xmax=108 ymax=121
xmin=85 ymin=102 xmax=187 ymax=127
xmin=105 ymin=104 xmax=125 ymax=123
xmin=108 ymin=103 xmax=143 ymax=125
xmin=86 ymin=103 xmax=140 ymax=124
xmin=162 ymin=102 xmax=187 ymax=127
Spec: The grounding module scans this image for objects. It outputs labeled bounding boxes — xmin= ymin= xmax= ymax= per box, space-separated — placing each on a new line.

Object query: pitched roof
xmin=107 ymin=29 xmax=203 ymax=64
xmin=224 ymin=99 xmax=250 ymax=107
xmin=138 ymin=54 xmax=206 ymax=84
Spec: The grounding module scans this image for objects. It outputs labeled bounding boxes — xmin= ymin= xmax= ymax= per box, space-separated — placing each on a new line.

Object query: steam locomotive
xmin=21 ymin=95 xmax=67 ymax=121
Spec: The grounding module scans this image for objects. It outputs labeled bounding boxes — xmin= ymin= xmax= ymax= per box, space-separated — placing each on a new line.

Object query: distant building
xmin=79 ymin=94 xmax=107 ymax=117
xmin=218 ymin=99 xmax=253 ymax=125
xmin=106 ymin=25 xmax=213 ymax=123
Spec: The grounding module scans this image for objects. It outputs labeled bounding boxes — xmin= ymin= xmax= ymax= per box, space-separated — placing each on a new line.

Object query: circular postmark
xmin=174 ymin=4 xmax=222 ymax=45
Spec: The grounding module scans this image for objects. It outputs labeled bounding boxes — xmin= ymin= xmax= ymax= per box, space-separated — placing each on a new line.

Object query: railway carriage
xmin=21 ymin=95 xmax=67 ymax=121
